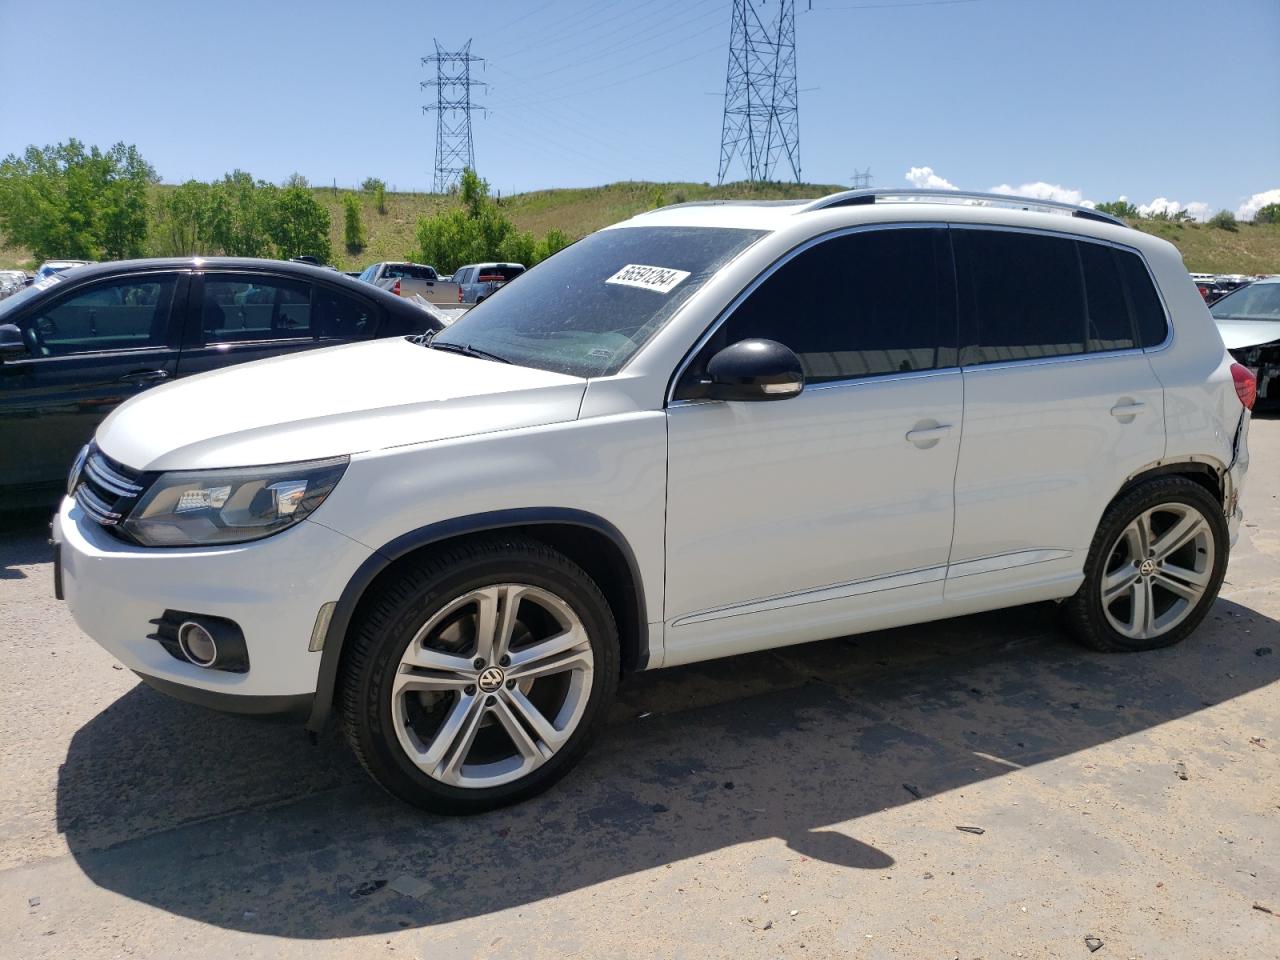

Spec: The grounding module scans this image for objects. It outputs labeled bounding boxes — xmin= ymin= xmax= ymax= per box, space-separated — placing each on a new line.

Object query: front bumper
xmin=53 ymin=497 xmax=374 ymax=709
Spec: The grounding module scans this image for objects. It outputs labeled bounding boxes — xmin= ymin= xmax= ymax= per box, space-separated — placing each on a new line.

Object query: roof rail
xmin=799 ymin=188 xmax=1127 ymax=228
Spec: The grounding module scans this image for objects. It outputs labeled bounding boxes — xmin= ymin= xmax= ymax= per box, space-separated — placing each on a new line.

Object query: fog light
xmin=178 ymin=620 xmax=218 ymax=667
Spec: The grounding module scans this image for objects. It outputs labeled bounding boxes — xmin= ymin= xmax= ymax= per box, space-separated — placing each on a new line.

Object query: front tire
xmin=1065 ymin=477 xmax=1228 ymax=652
xmin=339 ymin=535 xmax=618 ymax=813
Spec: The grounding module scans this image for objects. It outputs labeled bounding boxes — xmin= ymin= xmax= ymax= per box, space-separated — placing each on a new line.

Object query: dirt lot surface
xmin=1 ymin=419 xmax=1277 ymax=960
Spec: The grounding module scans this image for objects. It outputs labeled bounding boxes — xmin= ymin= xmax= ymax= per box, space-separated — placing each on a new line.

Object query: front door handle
xmin=119 ymin=369 xmax=171 ymax=385
xmin=1110 ymin=399 xmax=1146 ymax=420
xmin=905 ymin=422 xmax=953 ymax=449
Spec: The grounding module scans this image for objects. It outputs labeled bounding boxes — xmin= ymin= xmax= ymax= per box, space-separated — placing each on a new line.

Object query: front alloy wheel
xmin=341 ymin=536 xmax=618 ymax=813
xmin=391 ymin=584 xmax=595 ymax=789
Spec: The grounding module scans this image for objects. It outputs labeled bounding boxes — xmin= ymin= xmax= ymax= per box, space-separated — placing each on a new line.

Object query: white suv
xmin=53 ymin=190 xmax=1255 ymax=813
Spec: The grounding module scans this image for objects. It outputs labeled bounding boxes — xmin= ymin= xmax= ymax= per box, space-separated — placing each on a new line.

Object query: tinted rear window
xmin=432 ymin=226 xmax=766 ymax=377
xmin=1115 ymin=250 xmax=1168 ymax=347
xmin=957 ymin=229 xmax=1086 ymax=364
xmin=383 ymin=264 xmax=437 ymax=281
xmin=477 ymin=265 xmax=524 ymax=282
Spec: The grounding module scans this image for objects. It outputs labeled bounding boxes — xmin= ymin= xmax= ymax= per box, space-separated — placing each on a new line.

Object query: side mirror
xmin=682 ymin=338 xmax=804 ymax=402
xmin=0 ymin=323 xmax=26 ymax=361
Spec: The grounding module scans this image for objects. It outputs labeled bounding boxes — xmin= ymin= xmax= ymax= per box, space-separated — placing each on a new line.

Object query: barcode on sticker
xmin=605 ymin=264 xmax=691 ymax=294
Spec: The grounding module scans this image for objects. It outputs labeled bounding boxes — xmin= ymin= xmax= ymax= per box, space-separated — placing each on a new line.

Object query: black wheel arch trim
xmin=305 ymin=507 xmax=649 ymax=732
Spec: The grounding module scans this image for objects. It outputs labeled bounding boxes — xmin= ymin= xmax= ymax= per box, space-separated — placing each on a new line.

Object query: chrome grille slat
xmin=76 ymin=446 xmax=147 ymax=533
xmin=75 ymin=483 xmax=123 ymax=525
xmin=84 ymin=454 xmax=142 ymax=496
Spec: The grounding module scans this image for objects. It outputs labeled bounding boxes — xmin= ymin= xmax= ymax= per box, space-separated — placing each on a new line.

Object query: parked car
xmin=452 ymin=262 xmax=525 ymax=304
xmin=358 ymin=261 xmax=460 ymax=304
xmin=0 ymin=257 xmax=441 ymax=508
xmin=1196 ymin=280 xmax=1225 ymax=303
xmin=34 ymin=260 xmax=91 ymax=282
xmin=1213 ymin=276 xmax=1280 ymax=405
xmin=54 ymin=190 xmax=1252 ymax=814
xmin=0 ymin=270 xmax=28 ymax=299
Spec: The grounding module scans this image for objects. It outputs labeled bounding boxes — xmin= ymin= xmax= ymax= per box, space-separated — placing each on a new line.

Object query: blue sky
xmin=3 ymin=0 xmax=1277 ymax=217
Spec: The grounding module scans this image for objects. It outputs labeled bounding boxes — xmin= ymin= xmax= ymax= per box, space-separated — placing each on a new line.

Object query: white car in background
xmin=54 ymin=189 xmax=1252 ymax=814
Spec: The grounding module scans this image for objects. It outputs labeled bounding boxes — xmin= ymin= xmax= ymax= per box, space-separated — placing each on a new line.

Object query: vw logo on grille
xmin=477 ymin=666 xmax=506 ymax=693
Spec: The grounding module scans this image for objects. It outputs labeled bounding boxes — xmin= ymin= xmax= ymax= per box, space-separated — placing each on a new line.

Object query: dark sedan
xmin=0 ymin=257 xmax=442 ymax=507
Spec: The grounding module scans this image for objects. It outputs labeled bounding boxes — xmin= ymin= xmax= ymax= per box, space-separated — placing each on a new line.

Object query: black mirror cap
xmin=706 ymin=338 xmax=804 ymax=402
xmin=0 ymin=323 xmax=25 ymax=361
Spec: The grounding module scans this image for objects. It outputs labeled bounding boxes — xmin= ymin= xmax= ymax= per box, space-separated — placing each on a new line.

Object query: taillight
xmin=458 ymin=285 xmax=463 ymax=303
xmin=1231 ymin=362 xmax=1257 ymax=410
xmin=391 ymin=279 xmax=400 ymax=296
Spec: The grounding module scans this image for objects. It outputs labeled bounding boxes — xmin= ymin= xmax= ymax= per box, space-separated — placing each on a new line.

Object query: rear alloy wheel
xmin=340 ymin=537 xmax=618 ymax=813
xmin=1066 ymin=477 xmax=1228 ymax=652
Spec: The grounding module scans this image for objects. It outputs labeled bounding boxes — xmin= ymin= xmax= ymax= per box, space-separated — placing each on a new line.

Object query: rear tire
xmin=1064 ymin=476 xmax=1227 ymax=652
xmin=339 ymin=535 xmax=618 ymax=814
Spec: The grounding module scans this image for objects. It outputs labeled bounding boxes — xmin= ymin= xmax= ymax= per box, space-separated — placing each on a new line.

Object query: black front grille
xmin=74 ymin=446 xmax=146 ymax=530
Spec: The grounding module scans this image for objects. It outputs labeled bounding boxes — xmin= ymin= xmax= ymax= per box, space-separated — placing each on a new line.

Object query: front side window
xmin=22 ymin=274 xmax=176 ymax=356
xmin=699 ymin=227 xmax=954 ymax=384
xmin=200 ymin=275 xmax=311 ymax=342
xmin=1210 ymin=282 xmax=1280 ymax=322
xmin=431 ymin=226 xmax=767 ymax=377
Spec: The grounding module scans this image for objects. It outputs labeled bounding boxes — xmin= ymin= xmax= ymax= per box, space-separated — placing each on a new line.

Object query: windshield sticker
xmin=34 ymin=275 xmax=64 ymax=291
xmin=605 ymin=264 xmax=691 ymax=294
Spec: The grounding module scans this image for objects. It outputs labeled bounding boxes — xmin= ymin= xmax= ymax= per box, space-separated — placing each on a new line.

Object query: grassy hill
xmin=3 ymin=180 xmax=1278 ymax=275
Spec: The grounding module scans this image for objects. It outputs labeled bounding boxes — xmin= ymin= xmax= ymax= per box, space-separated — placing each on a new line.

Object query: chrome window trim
xmin=664 ymin=221 xmax=952 ymax=406
xmin=947 ymin=223 xmax=1174 ymax=357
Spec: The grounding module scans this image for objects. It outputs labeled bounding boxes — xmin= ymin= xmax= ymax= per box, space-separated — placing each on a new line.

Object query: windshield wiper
xmin=428 ymin=339 xmax=511 ymax=363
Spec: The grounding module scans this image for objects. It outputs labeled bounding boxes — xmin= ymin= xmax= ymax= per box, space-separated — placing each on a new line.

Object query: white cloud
xmin=1134 ymin=197 xmax=1211 ymax=221
xmin=1237 ymin=188 xmax=1280 ymax=221
xmin=988 ymin=181 xmax=1095 ymax=209
xmin=905 ymin=166 xmax=958 ymax=191
xmin=1184 ymin=201 xmax=1211 ymax=222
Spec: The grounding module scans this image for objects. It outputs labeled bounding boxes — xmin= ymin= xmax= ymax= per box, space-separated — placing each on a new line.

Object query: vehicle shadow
xmin=0 ymin=511 xmax=55 ymax=579
xmin=55 ymin=598 xmax=1279 ymax=939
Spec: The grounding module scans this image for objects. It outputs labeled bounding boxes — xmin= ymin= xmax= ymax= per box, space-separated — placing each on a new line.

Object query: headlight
xmin=120 ymin=457 xmax=348 ymax=547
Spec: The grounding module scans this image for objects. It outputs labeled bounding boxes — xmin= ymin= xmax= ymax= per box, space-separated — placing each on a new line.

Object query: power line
xmin=422 ymin=40 xmax=486 ymax=194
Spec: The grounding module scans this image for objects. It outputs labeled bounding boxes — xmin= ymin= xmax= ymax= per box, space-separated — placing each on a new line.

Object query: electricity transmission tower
xmin=422 ymin=40 xmax=486 ymax=194
xmin=850 ymin=168 xmax=873 ymax=189
xmin=717 ymin=0 xmax=800 ymax=185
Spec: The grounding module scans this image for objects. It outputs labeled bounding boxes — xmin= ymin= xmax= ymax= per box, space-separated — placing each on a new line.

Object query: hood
xmin=97 ymin=337 xmax=586 ymax=471
xmin=1216 ymin=319 xmax=1280 ymax=351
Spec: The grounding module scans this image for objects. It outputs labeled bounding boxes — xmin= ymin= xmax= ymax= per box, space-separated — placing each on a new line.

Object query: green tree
xmin=1254 ymin=203 xmax=1280 ymax=225
xmin=267 ymin=185 xmax=331 ymax=261
xmin=152 ymin=180 xmax=215 ymax=256
xmin=532 ymin=228 xmax=570 ymax=264
xmin=362 ymin=177 xmax=387 ymax=214
xmin=1209 ymin=209 xmax=1238 ymax=232
xmin=415 ymin=167 xmax=569 ymax=273
xmin=284 ymin=172 xmax=310 ymax=190
xmin=1095 ymin=199 xmax=1139 ymax=220
xmin=342 ymin=192 xmax=365 ymax=254
xmin=0 ymin=139 xmax=156 ymax=261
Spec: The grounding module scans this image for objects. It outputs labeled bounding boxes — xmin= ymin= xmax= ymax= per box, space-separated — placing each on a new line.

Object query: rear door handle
xmin=119 ymin=369 xmax=171 ymax=385
xmin=1110 ymin=400 xmax=1146 ymax=419
xmin=905 ymin=423 xmax=953 ymax=449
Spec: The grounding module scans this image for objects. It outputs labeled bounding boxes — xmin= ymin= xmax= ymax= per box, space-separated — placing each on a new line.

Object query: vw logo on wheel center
xmin=1139 ymin=558 xmax=1157 ymax=577
xmin=477 ymin=666 xmax=506 ymax=693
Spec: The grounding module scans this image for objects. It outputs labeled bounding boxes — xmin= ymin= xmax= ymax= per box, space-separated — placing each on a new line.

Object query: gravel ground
xmin=1 ymin=417 xmax=1277 ymax=960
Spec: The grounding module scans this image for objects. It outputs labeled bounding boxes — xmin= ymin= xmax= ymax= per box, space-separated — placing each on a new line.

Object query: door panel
xmin=664 ymin=371 xmax=962 ymax=664
xmin=945 ymin=227 xmax=1167 ymax=596
xmin=949 ymin=354 xmax=1165 ymax=568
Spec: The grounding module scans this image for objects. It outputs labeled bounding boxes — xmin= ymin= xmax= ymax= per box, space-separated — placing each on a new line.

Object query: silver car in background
xmin=452 ymin=262 xmax=525 ymax=304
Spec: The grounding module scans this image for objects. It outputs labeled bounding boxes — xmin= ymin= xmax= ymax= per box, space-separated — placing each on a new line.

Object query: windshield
xmin=0 ymin=274 xmax=63 ymax=321
xmin=1211 ymin=282 xmax=1280 ymax=321
xmin=432 ymin=226 xmax=767 ymax=377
